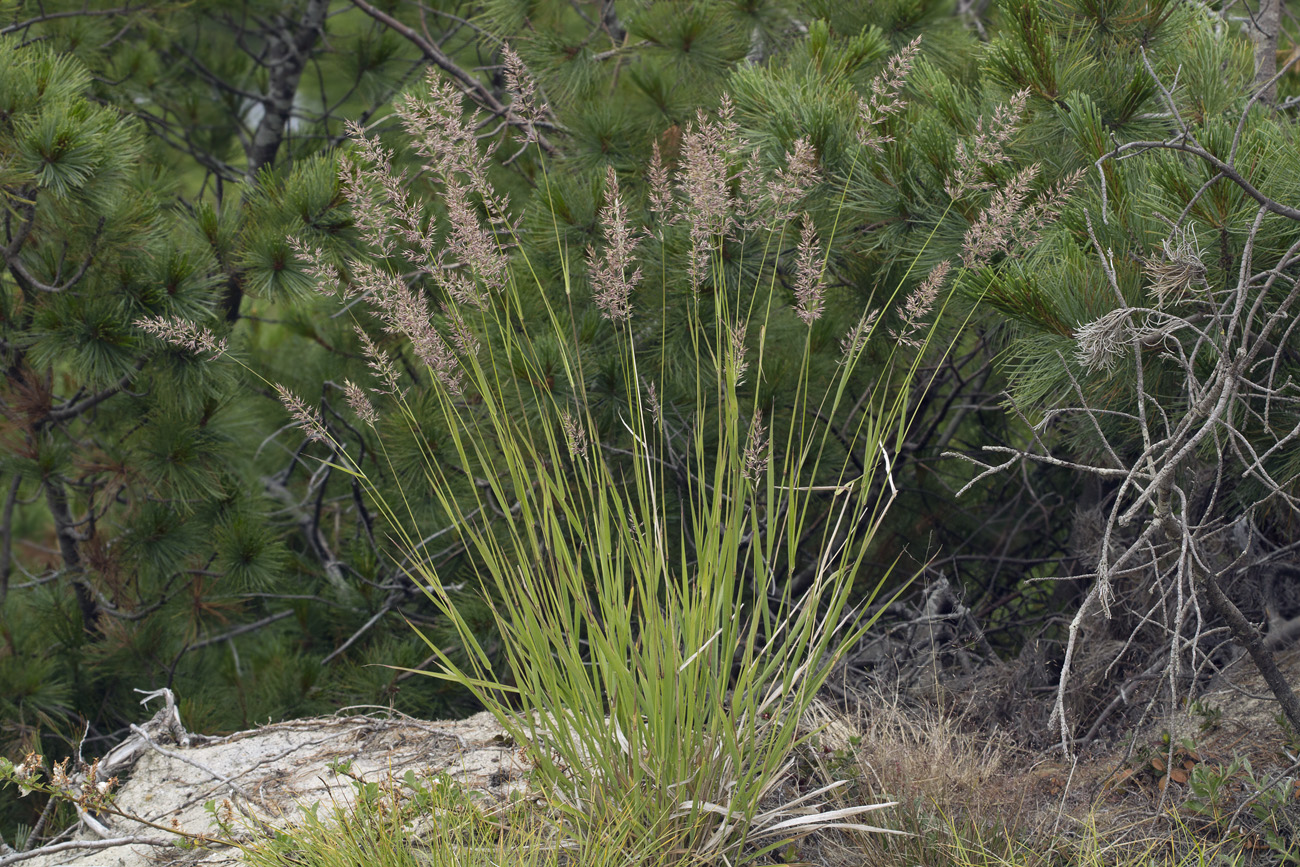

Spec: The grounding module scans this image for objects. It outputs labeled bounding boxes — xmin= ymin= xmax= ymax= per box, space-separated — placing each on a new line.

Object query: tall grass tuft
xmin=193 ymin=45 xmax=957 ymax=865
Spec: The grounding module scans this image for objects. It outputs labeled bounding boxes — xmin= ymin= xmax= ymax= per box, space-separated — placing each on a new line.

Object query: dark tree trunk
xmin=1250 ymin=0 xmax=1281 ymax=103
xmin=44 ymin=477 xmax=101 ymax=636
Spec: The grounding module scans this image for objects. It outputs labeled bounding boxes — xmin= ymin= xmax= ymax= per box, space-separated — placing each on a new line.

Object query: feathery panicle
xmin=890 ymin=260 xmax=950 ymax=348
xmin=342 ymin=379 xmax=378 ymax=427
xmin=502 ymin=44 xmax=547 ymax=144
xmin=407 ymin=317 xmax=463 ymax=395
xmin=275 ymin=383 xmax=329 ymax=443
xmin=643 ymin=379 xmax=662 ymax=428
xmin=439 ymin=177 xmax=508 ymax=304
xmin=443 ymin=303 xmax=481 ymax=358
xmin=736 ymin=147 xmax=767 ymax=230
xmin=729 ymin=321 xmax=749 ymax=386
xmin=338 ymin=139 xmax=395 ymax=258
xmin=680 ymin=107 xmax=740 ymax=287
xmin=769 ymin=137 xmax=820 ymax=224
xmin=857 ymin=37 xmax=921 ymax=152
xmin=339 ymin=127 xmax=438 ymax=268
xmin=588 ymin=166 xmax=643 ymax=322
xmin=841 ymin=308 xmax=881 ymax=359
xmin=355 ymin=262 xmax=463 ymax=394
xmin=716 ymin=92 xmax=740 ymax=148
xmin=743 ymin=409 xmax=769 ymax=486
xmin=945 ymin=90 xmax=1029 ymax=200
xmin=1145 ymin=226 xmax=1206 ymax=305
xmin=415 ymin=332 xmax=463 ymax=394
xmin=646 ymin=141 xmax=676 ymax=226
xmin=354 ymin=327 xmax=404 ymax=397
xmin=1014 ymin=168 xmax=1083 ymax=251
xmin=288 ymin=238 xmax=348 ymax=298
xmin=559 ymin=410 xmax=588 ymax=459
xmin=135 ymin=316 xmax=229 ymax=359
xmin=396 ymin=76 xmax=520 ymax=262
xmin=961 ymin=164 xmax=1040 ymax=267
xmin=395 ymin=75 xmax=495 ymax=190
xmin=793 ymin=213 xmax=825 ymax=325
xmin=387 ymin=76 xmax=516 ymax=304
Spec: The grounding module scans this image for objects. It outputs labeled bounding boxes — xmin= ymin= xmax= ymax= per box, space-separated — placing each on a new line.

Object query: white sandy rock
xmin=11 ymin=691 xmax=530 ymax=867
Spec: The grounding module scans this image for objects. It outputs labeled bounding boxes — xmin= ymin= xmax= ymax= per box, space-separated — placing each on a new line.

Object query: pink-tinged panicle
xmin=338 ymin=131 xmax=397 ymax=258
xmin=793 ymin=213 xmax=825 ymax=325
xmin=338 ymin=126 xmax=436 ymax=268
xmin=354 ymin=327 xmax=404 ymax=398
xmin=646 ymin=141 xmax=676 ymax=226
xmin=961 ymin=164 xmax=1039 ymax=267
xmin=889 ymin=260 xmax=950 ymax=348
xmin=559 ymin=410 xmax=588 ymax=459
xmin=679 ymin=107 xmax=740 ymax=288
xmin=275 ymin=383 xmax=329 ymax=443
xmin=716 ymin=92 xmax=740 ymax=148
xmin=588 ymin=166 xmax=643 ymax=323
xmin=288 ymin=238 xmax=348 ymax=299
xmin=134 ymin=316 xmax=229 ymax=359
xmin=841 ymin=308 xmax=881 ymax=359
xmin=729 ymin=321 xmax=750 ymax=386
xmin=736 ymin=147 xmax=767 ymax=230
xmin=403 ymin=312 xmax=462 ymax=396
xmin=643 ymin=379 xmax=662 ymax=427
xmin=395 ymin=76 xmax=495 ymax=188
xmin=395 ymin=76 xmax=520 ymax=266
xmin=386 ymin=77 xmax=515 ymax=305
xmin=443 ymin=303 xmax=481 ymax=358
xmin=413 ymin=330 xmax=463 ymax=395
xmin=439 ymin=177 xmax=509 ymax=304
xmin=743 ymin=409 xmax=769 ymax=487
xmin=355 ymin=133 xmax=430 ymax=263
xmin=502 ymin=44 xmax=548 ymax=144
xmin=342 ymin=379 xmax=378 ymax=427
xmin=944 ymin=90 xmax=1029 ymax=200
xmin=769 ymin=137 xmax=820 ymax=224
xmin=383 ymin=172 xmax=434 ymax=266
xmin=351 ymin=261 xmax=410 ymax=327
xmin=857 ymin=37 xmax=921 ymax=153
xmin=356 ymin=262 xmax=463 ymax=394
xmin=1014 ymin=168 xmax=1084 ymax=252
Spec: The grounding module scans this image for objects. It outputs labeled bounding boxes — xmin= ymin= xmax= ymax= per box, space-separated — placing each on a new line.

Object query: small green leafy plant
xmin=1182 ymin=757 xmax=1245 ymax=829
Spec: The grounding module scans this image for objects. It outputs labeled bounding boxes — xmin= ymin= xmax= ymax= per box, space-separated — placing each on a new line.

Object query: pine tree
xmin=6 ymin=0 xmax=1296 ymax=845
xmin=0 ymin=1 xmax=467 ymax=839
xmin=0 ymin=33 xmax=283 ymax=827
xmin=930 ymin=0 xmax=1300 ymax=745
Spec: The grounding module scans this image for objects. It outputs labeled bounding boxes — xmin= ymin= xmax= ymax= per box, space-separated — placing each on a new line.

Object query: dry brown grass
xmin=782 ymin=688 xmax=1265 ymax=867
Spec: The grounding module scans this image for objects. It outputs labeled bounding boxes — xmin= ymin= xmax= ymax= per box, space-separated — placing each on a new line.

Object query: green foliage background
xmin=2 ymin=0 xmax=1298 ymax=847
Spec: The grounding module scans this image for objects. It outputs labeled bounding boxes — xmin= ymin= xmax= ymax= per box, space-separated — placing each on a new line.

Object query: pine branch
xmin=44 ymin=359 xmax=146 ymax=425
xmin=0 ymin=4 xmax=148 ymax=36
xmin=349 ymin=0 xmax=558 ymax=156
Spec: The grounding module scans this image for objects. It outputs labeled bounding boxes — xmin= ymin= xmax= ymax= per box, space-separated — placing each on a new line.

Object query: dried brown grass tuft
xmin=792 ymin=692 xmax=1039 ymax=867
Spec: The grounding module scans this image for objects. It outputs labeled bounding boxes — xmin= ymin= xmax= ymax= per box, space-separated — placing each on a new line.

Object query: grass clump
xmin=248 ymin=55 xmax=958 ymax=865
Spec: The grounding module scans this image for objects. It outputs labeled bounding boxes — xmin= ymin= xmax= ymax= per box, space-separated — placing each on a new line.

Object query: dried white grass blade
xmin=679 ymin=625 xmax=725 ymax=672
xmin=753 ymin=821 xmax=911 ymax=838
xmin=760 ymin=801 xmax=899 ymax=832
xmin=751 ymin=779 xmax=850 ymax=818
